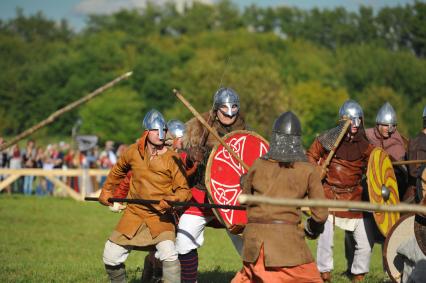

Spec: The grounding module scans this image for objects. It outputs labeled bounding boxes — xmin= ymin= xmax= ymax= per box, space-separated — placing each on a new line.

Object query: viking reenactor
xmin=109 ymin=119 xmax=189 ymax=210
xmin=231 ymin=111 xmax=327 ymax=282
xmin=365 ymin=102 xmax=405 ymax=161
xmin=407 ymin=106 xmax=426 ymax=203
xmin=99 ymin=109 xmax=191 ymax=283
xmin=307 ymin=100 xmax=376 ymax=282
xmin=396 ymin=196 xmax=426 ymax=282
xmin=176 ymin=87 xmax=248 ymax=283
xmin=365 ymin=102 xmax=410 ymax=201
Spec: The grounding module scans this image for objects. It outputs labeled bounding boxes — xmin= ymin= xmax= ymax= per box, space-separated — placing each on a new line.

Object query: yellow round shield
xmin=367 ymin=148 xmax=400 ymax=236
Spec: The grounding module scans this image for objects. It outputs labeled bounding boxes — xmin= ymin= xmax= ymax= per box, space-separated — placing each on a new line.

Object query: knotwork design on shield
xmin=206 ymin=130 xmax=269 ymax=227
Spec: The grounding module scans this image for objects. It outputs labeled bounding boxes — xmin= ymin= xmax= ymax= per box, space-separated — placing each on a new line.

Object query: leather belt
xmin=248 ymin=218 xmax=298 ymax=225
xmin=326 ymin=183 xmax=360 ymax=193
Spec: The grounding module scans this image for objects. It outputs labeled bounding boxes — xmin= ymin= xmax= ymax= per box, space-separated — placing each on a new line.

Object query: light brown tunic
xmin=241 ymin=159 xmax=328 ymax=267
xmin=100 ymin=133 xmax=191 ymax=247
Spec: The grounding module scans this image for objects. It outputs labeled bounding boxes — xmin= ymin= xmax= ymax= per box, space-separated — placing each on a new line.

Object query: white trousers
xmin=175 ymin=213 xmax=243 ymax=256
xmin=103 ymin=240 xmax=178 ymax=266
xmin=316 ymin=218 xmax=375 ymax=275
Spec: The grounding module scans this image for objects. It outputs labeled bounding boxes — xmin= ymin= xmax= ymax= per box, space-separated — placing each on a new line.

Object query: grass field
xmin=0 ymin=196 xmax=389 ymax=282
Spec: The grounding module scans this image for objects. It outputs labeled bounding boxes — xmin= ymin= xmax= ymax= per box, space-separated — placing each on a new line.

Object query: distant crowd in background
xmin=0 ymin=137 xmax=127 ymax=196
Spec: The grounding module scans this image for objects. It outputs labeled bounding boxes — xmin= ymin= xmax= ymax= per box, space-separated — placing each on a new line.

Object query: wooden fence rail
xmin=0 ymin=169 xmax=109 ymax=201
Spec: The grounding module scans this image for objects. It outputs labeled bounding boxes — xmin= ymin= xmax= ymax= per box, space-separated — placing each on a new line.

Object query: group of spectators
xmin=0 ymin=137 xmax=126 ymax=196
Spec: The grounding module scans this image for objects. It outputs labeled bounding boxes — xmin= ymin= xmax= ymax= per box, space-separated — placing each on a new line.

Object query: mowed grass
xmin=0 ymin=196 xmax=388 ymax=282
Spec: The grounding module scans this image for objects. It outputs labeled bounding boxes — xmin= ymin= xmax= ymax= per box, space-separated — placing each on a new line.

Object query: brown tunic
xmin=306 ymin=137 xmax=375 ymax=218
xmin=366 ymin=127 xmax=406 ymax=161
xmin=241 ymin=159 xmax=328 ymax=267
xmin=100 ymin=133 xmax=191 ymax=246
xmin=408 ymin=132 xmax=426 ymax=179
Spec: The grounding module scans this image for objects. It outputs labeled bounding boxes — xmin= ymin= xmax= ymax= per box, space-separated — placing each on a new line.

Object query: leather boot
xmin=141 ymin=255 xmax=154 ymax=282
xmin=320 ymin=271 xmax=332 ymax=282
xmin=352 ymin=273 xmax=366 ymax=282
xmin=162 ymin=260 xmax=181 ymax=283
xmin=105 ymin=264 xmax=126 ymax=283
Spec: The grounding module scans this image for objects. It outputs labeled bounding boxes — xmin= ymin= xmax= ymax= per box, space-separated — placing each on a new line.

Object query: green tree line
xmin=0 ymin=1 xmax=425 ymax=146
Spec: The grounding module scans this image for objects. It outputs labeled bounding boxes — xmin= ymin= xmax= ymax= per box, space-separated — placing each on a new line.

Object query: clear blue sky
xmin=0 ymin=0 xmax=415 ymax=31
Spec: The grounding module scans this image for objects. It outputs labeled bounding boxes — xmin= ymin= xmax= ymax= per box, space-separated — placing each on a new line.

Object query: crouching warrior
xmin=232 ymin=111 xmax=328 ymax=282
xmin=99 ymin=109 xmax=191 ymax=283
xmin=176 ymin=87 xmax=248 ymax=283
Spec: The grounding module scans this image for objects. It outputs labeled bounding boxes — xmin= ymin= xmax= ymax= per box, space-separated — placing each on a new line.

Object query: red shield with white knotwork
xmin=205 ymin=130 xmax=269 ymax=228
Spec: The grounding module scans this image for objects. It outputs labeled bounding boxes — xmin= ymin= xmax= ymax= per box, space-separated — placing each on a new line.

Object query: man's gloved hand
xmin=229 ymin=223 xmax=245 ymax=235
xmin=109 ymin=202 xmax=127 ymax=213
xmin=99 ymin=189 xmax=113 ymax=206
xmin=304 ymin=217 xmax=325 ymax=240
xmin=187 ymin=146 xmax=207 ymax=163
xmin=158 ymin=196 xmax=179 ymax=214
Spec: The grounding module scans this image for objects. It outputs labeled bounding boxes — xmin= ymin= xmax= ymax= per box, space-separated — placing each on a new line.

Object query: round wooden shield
xmin=367 ymin=148 xmax=400 ymax=236
xmin=383 ymin=214 xmax=415 ymax=283
xmin=205 ymin=130 xmax=269 ymax=228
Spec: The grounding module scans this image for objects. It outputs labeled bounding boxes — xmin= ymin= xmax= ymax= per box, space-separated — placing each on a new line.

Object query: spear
xmin=84 ymin=197 xmax=246 ymax=210
xmin=320 ymin=119 xmax=352 ymax=179
xmin=0 ymin=71 xmax=133 ymax=152
xmin=238 ymin=194 xmax=426 ymax=214
xmin=392 ymin=159 xmax=426 ymax=166
xmin=85 ymin=197 xmax=424 ymax=213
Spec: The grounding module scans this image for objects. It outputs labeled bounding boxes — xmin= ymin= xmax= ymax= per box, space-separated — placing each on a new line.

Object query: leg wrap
xmin=105 ymin=263 xmax=126 ymax=283
xmin=179 ymin=249 xmax=198 ymax=283
xmin=162 ymin=259 xmax=181 ymax=283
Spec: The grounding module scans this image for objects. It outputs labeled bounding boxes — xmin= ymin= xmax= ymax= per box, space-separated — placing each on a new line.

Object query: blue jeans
xmin=23 ymin=175 xmax=34 ymax=195
xmin=46 ymin=180 xmax=54 ymax=195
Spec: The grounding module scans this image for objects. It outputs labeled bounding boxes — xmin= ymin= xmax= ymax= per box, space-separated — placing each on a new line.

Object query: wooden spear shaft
xmin=173 ymin=89 xmax=250 ymax=171
xmin=239 ymin=194 xmax=426 ymax=214
xmin=392 ymin=159 xmax=426 ymax=166
xmin=320 ymin=119 xmax=352 ymax=179
xmin=0 ymin=71 xmax=133 ymax=152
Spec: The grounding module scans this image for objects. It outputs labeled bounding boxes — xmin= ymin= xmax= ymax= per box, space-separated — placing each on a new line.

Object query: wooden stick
xmin=392 ymin=159 xmax=426 ymax=166
xmin=320 ymin=119 xmax=351 ymax=179
xmin=173 ymin=89 xmax=249 ymax=171
xmin=0 ymin=175 xmax=21 ymax=191
xmin=0 ymin=71 xmax=133 ymax=152
xmin=239 ymin=194 xmax=426 ymax=214
xmin=0 ymin=168 xmax=109 ymax=176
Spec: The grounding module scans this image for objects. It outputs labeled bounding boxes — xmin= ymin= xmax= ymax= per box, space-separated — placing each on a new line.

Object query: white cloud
xmin=74 ymin=0 xmax=214 ymax=15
